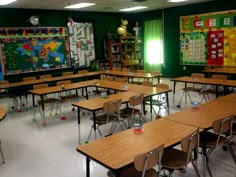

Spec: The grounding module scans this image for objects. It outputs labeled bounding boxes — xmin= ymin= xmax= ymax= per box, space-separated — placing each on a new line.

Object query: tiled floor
xmin=0 ymin=78 xmax=236 ymax=177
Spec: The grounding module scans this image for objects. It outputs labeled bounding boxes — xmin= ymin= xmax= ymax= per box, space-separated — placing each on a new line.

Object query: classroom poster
xmin=68 ymin=22 xmax=95 ymax=67
xmin=180 ymin=10 xmax=236 ymax=66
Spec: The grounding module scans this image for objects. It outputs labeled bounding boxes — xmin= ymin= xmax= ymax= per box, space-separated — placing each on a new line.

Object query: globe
xmin=117 ymin=27 xmax=124 ymax=35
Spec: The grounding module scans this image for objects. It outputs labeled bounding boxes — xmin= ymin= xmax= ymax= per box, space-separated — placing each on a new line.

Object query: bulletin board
xmin=0 ymin=27 xmax=70 ymax=75
xmin=68 ymin=22 xmax=95 ymax=67
xmin=180 ymin=10 xmax=236 ymax=66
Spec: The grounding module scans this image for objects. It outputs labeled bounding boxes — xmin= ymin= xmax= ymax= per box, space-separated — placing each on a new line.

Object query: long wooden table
xmin=166 ymin=100 xmax=236 ymax=177
xmin=216 ymin=92 xmax=236 ymax=103
xmin=28 ymin=80 xmax=93 ymax=126
xmin=104 ymin=70 xmax=161 ymax=83
xmin=72 ymin=81 xmax=172 ymax=144
xmin=203 ymin=67 xmax=236 ymax=75
xmin=77 ymin=118 xmax=197 ymax=177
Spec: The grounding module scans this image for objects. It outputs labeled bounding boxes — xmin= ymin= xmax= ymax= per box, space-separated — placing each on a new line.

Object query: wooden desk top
xmin=0 ymin=107 xmax=7 ymax=121
xmin=203 ymin=67 xmax=236 ymax=74
xmin=171 ymin=76 xmax=226 ymax=85
xmin=216 ymin=93 xmax=236 ymax=102
xmin=72 ymin=91 xmax=138 ymax=111
xmin=95 ymin=80 xmax=171 ymax=96
xmin=28 ymin=80 xmax=92 ymax=95
xmin=77 ymin=118 xmax=197 ymax=170
xmin=166 ymin=100 xmax=236 ymax=129
xmin=103 ymin=70 xmax=161 ymax=78
xmin=0 ymin=71 xmax=103 ymax=89
xmin=221 ymin=80 xmax=236 ymax=87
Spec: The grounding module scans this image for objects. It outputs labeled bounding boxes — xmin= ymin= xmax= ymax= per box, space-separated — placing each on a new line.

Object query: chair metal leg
xmin=229 ymin=145 xmax=236 ymax=165
xmin=0 ymin=139 xmax=5 ymax=164
xmin=86 ymin=126 xmax=94 ymax=143
xmin=206 ymin=161 xmax=213 ymax=177
xmin=191 ymin=161 xmax=201 ymax=177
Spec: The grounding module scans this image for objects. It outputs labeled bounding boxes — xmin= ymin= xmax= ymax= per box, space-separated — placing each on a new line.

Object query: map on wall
xmin=68 ymin=22 xmax=95 ymax=67
xmin=3 ymin=38 xmax=68 ymax=73
xmin=180 ymin=10 xmax=236 ymax=66
xmin=0 ymin=27 xmax=70 ymax=75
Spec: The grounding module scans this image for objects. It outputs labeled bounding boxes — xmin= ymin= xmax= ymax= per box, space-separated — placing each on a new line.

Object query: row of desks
xmin=0 ymin=70 xmax=161 ymax=89
xmin=29 ymin=79 xmax=172 ymax=144
xmin=77 ymin=92 xmax=236 ymax=177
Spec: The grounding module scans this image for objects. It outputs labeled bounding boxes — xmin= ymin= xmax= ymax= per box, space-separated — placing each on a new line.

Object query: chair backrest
xmin=137 ymin=70 xmax=145 ymax=73
xmin=212 ymin=116 xmax=233 ymax=147
xmin=156 ymin=83 xmax=169 ymax=89
xmin=150 ymin=71 xmax=160 ymax=75
xmin=134 ymin=144 xmax=164 ymax=177
xmin=142 ymin=80 xmax=153 ymax=87
xmin=78 ymin=70 xmax=88 ymax=74
xmin=115 ymin=78 xmax=127 ymax=83
xmin=112 ymin=67 xmax=121 ymax=71
xmin=23 ymin=77 xmax=36 ymax=81
xmin=0 ymin=80 xmax=9 ymax=85
xmin=122 ymin=68 xmax=130 ymax=72
xmin=129 ymin=94 xmax=144 ymax=107
xmin=33 ymin=84 xmax=48 ymax=90
xmin=39 ymin=75 xmax=52 ymax=79
xmin=191 ymin=73 xmax=205 ymax=78
xmin=181 ymin=128 xmax=199 ymax=165
xmin=212 ymin=74 xmax=227 ymax=80
xmin=102 ymin=76 xmax=113 ymax=81
xmin=103 ymin=99 xmax=122 ymax=114
xmin=62 ymin=72 xmax=73 ymax=76
xmin=56 ymin=80 xmax=71 ymax=86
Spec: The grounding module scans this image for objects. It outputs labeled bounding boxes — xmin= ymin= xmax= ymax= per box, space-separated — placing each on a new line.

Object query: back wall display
xmin=68 ymin=22 xmax=95 ymax=67
xmin=180 ymin=10 xmax=236 ymax=66
xmin=0 ymin=27 xmax=70 ymax=75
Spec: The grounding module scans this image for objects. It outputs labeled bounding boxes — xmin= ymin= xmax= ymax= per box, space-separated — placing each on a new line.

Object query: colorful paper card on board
xmin=206 ymin=18 xmax=216 ymax=28
xmin=194 ymin=19 xmax=204 ymax=28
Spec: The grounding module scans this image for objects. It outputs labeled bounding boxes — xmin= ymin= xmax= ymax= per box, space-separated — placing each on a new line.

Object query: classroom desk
xmin=0 ymin=71 xmax=103 ymax=90
xmin=103 ymin=70 xmax=161 ymax=83
xmin=93 ymin=79 xmax=172 ymax=116
xmin=77 ymin=118 xmax=197 ymax=177
xmin=203 ymin=67 xmax=236 ymax=76
xmin=166 ymin=100 xmax=236 ymax=177
xmin=28 ymin=80 xmax=92 ymax=126
xmin=72 ymin=81 xmax=172 ymax=144
xmin=171 ymin=76 xmax=229 ymax=106
xmin=216 ymin=92 xmax=236 ymax=102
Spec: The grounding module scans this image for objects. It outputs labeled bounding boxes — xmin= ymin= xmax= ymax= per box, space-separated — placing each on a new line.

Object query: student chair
xmin=161 ymin=128 xmax=200 ymax=177
xmin=120 ymin=93 xmax=145 ymax=128
xmin=199 ymin=116 xmax=235 ymax=177
xmin=86 ymin=99 xmax=123 ymax=142
xmin=108 ymin=144 xmax=164 ymax=177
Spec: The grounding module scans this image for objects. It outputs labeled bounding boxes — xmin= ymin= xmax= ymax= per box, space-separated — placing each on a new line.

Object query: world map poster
xmin=2 ymin=37 xmax=69 ymax=74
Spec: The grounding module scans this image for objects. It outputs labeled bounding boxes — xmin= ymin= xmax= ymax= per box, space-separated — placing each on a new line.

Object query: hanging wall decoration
xmin=180 ymin=10 xmax=236 ymax=66
xmin=68 ymin=18 xmax=95 ymax=67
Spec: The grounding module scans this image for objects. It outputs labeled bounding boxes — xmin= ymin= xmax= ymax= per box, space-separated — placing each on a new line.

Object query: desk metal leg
xmin=150 ymin=95 xmax=153 ymax=120
xmin=85 ymin=87 xmax=88 ymax=100
xmin=202 ymin=132 xmax=207 ymax=177
xmin=166 ymin=92 xmax=170 ymax=114
xmin=173 ymin=81 xmax=176 ymax=108
xmin=40 ymin=95 xmax=46 ymax=127
xmin=86 ymin=157 xmax=90 ymax=177
xmin=78 ymin=107 xmax=81 ymax=145
xmin=93 ymin=111 xmax=97 ymax=139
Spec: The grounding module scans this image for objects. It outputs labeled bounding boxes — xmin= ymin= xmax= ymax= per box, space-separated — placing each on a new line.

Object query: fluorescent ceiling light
xmin=64 ymin=3 xmax=96 ymax=9
xmin=119 ymin=6 xmax=147 ymax=12
xmin=0 ymin=0 xmax=17 ymax=5
xmin=168 ymin=0 xmax=189 ymax=2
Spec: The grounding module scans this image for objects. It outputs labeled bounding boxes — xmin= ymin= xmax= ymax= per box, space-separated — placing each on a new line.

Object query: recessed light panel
xmin=0 ymin=0 xmax=17 ymax=5
xmin=64 ymin=3 xmax=96 ymax=9
xmin=119 ymin=6 xmax=147 ymax=12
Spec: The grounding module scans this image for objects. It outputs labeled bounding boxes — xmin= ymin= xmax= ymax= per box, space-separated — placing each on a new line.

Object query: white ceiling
xmin=3 ymin=0 xmax=214 ymax=12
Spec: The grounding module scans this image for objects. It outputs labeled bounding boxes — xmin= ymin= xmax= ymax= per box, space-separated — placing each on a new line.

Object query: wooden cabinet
xmin=107 ymin=39 xmax=123 ymax=69
xmin=107 ymin=35 xmax=143 ymax=70
xmin=121 ymin=36 xmax=142 ymax=70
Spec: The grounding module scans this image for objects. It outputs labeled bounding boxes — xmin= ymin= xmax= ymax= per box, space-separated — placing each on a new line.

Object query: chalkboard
xmin=0 ymin=27 xmax=70 ymax=75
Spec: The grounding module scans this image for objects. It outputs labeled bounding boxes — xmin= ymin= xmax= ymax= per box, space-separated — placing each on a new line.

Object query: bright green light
xmin=147 ymin=40 xmax=163 ymax=64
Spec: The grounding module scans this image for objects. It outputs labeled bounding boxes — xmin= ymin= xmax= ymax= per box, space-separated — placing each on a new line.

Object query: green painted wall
xmin=1 ymin=0 xmax=236 ymax=80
